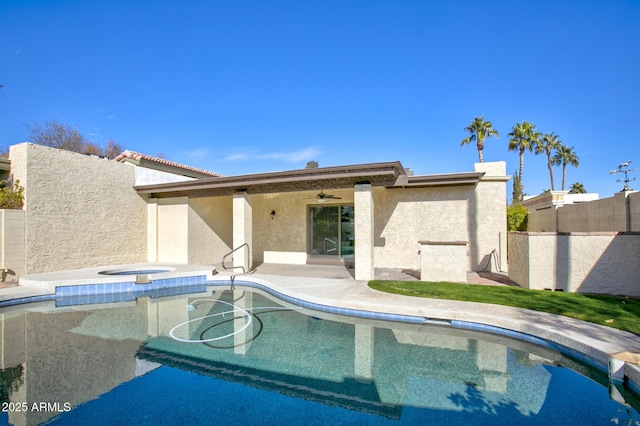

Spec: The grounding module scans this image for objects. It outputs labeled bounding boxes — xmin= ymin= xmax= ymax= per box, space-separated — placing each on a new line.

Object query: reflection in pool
xmin=0 ymin=288 xmax=638 ymax=425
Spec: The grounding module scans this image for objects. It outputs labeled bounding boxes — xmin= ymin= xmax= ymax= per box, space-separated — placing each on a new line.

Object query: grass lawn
xmin=368 ymin=280 xmax=640 ymax=335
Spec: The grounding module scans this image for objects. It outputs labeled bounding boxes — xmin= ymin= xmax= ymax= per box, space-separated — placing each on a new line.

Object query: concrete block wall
xmin=630 ymin=191 xmax=640 ymax=232
xmin=508 ymin=231 xmax=640 ymax=296
xmin=557 ymin=193 xmax=627 ymax=232
xmin=9 ymin=143 xmax=148 ymax=274
xmin=528 ymin=191 xmax=639 ymax=232
xmin=0 ymin=209 xmax=25 ymax=281
xmin=527 ymin=207 xmax=556 ymax=232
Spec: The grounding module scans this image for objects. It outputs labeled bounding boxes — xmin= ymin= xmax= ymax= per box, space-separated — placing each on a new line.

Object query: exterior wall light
xmin=270 ymin=210 xmax=276 ymax=220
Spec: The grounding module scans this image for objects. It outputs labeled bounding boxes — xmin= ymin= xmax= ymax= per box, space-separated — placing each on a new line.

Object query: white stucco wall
xmin=508 ymin=231 xmax=640 ymax=296
xmin=133 ymin=165 xmax=196 ymax=186
xmin=9 ymin=143 xmax=147 ymax=274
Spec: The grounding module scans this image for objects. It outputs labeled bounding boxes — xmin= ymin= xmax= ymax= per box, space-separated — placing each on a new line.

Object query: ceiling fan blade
xmin=317 ymin=191 xmax=341 ymax=200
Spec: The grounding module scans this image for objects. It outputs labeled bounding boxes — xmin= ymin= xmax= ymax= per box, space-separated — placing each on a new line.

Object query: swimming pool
xmin=0 ymin=286 xmax=638 ymax=425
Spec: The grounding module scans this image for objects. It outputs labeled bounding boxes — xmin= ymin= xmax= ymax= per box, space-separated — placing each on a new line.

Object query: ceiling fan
xmin=316 ymin=191 xmax=342 ymax=202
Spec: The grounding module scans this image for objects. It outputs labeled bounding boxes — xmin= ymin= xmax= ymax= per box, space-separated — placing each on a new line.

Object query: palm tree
xmin=460 ymin=116 xmax=499 ymax=163
xmin=568 ymin=182 xmax=586 ymax=194
xmin=537 ymin=133 xmax=561 ymax=191
xmin=507 ymin=121 xmax=541 ymax=198
xmin=552 ymin=145 xmax=579 ymax=191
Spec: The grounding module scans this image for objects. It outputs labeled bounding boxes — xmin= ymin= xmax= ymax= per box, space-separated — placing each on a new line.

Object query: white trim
xmin=263 ymin=251 xmax=307 ymax=265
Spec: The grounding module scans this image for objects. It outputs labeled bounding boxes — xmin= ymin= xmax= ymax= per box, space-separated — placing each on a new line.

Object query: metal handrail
xmin=323 ymin=237 xmax=337 ymax=255
xmin=222 ymin=243 xmax=252 ymax=275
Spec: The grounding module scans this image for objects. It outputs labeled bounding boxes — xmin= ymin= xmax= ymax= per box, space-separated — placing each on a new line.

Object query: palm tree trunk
xmin=519 ymin=150 xmax=525 ymax=198
xmin=478 ymin=148 xmax=483 ymax=163
xmin=562 ymin=164 xmax=567 ymax=191
xmin=547 ymin=156 xmax=555 ymax=191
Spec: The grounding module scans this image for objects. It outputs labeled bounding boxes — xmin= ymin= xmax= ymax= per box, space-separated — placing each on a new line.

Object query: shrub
xmin=507 ymin=204 xmax=528 ymax=231
xmin=0 ymin=180 xmax=25 ymax=209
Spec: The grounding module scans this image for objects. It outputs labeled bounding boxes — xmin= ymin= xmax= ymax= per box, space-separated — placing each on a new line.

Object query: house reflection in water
xmin=0 ymin=288 xmax=599 ymax=425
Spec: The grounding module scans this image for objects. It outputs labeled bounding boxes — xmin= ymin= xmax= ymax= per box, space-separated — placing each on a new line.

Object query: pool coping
xmin=2 ymin=263 xmax=640 ymax=396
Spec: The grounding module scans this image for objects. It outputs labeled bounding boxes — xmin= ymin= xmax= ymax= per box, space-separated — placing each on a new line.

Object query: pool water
xmin=0 ymin=287 xmax=638 ymax=425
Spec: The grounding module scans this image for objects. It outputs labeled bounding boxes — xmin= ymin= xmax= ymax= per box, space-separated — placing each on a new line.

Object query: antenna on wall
xmin=609 ymin=160 xmax=638 ymax=191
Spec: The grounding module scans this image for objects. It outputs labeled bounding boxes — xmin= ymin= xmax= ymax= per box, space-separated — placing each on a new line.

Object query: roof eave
xmin=391 ymin=172 xmax=486 ymax=188
xmin=136 ymin=161 xmax=406 ymax=198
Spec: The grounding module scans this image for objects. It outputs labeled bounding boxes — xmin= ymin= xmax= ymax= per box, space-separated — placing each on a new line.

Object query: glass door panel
xmin=310 ymin=206 xmax=339 ymax=256
xmin=340 ymin=206 xmax=354 ymax=256
xmin=309 ymin=205 xmax=354 ymax=259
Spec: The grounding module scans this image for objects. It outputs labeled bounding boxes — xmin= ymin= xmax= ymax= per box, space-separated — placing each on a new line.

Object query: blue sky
xmin=1 ymin=0 xmax=639 ymax=198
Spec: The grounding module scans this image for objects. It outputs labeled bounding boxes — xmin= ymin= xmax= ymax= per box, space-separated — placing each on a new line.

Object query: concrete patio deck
xmin=2 ymin=262 xmax=639 ymax=394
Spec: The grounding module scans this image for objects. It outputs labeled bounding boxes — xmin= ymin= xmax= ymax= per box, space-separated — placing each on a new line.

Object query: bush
xmin=0 ymin=180 xmax=24 ymax=209
xmin=507 ymin=204 xmax=528 ymax=231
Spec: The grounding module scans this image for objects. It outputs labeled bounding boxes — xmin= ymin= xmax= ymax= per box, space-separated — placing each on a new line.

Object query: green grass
xmin=368 ymin=280 xmax=640 ymax=335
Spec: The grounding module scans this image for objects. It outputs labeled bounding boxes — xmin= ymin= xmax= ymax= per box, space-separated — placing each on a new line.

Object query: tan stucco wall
xmin=188 ymin=196 xmax=232 ymax=264
xmin=420 ymin=242 xmax=468 ymax=282
xmin=0 ymin=209 xmax=25 ymax=280
xmin=373 ymin=162 xmax=507 ymax=273
xmin=9 ymin=143 xmax=147 ymax=274
xmin=473 ymin=162 xmax=508 ymax=272
xmin=154 ymin=197 xmax=189 ymax=263
xmin=374 ymin=186 xmax=470 ymax=271
xmin=251 ymin=192 xmax=308 ymax=264
xmin=508 ymin=231 xmax=640 ymax=296
xmin=6 ymin=304 xmax=147 ymax=425
xmin=150 ymin=196 xmax=232 ymax=265
xmin=506 ymin=232 xmax=529 ymax=287
xmin=354 ymin=184 xmax=374 ymax=280
xmin=251 ymin=189 xmax=355 ymax=265
xmin=152 ymin=163 xmax=507 ymax=274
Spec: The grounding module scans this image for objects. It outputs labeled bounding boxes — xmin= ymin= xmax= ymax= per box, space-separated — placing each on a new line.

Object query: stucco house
xmin=5 ymin=142 xmax=509 ymax=281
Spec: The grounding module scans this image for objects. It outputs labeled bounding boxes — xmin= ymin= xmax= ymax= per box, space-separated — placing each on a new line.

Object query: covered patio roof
xmin=134 ymin=161 xmax=485 ymax=198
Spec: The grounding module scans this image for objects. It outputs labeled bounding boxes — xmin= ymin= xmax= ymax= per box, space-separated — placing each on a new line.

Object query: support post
xmin=233 ymin=192 xmax=252 ymax=270
xmin=354 ymin=183 xmax=374 ymax=280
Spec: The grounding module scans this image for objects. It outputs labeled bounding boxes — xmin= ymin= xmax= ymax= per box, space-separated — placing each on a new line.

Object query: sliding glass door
xmin=309 ymin=205 xmax=354 ymax=260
